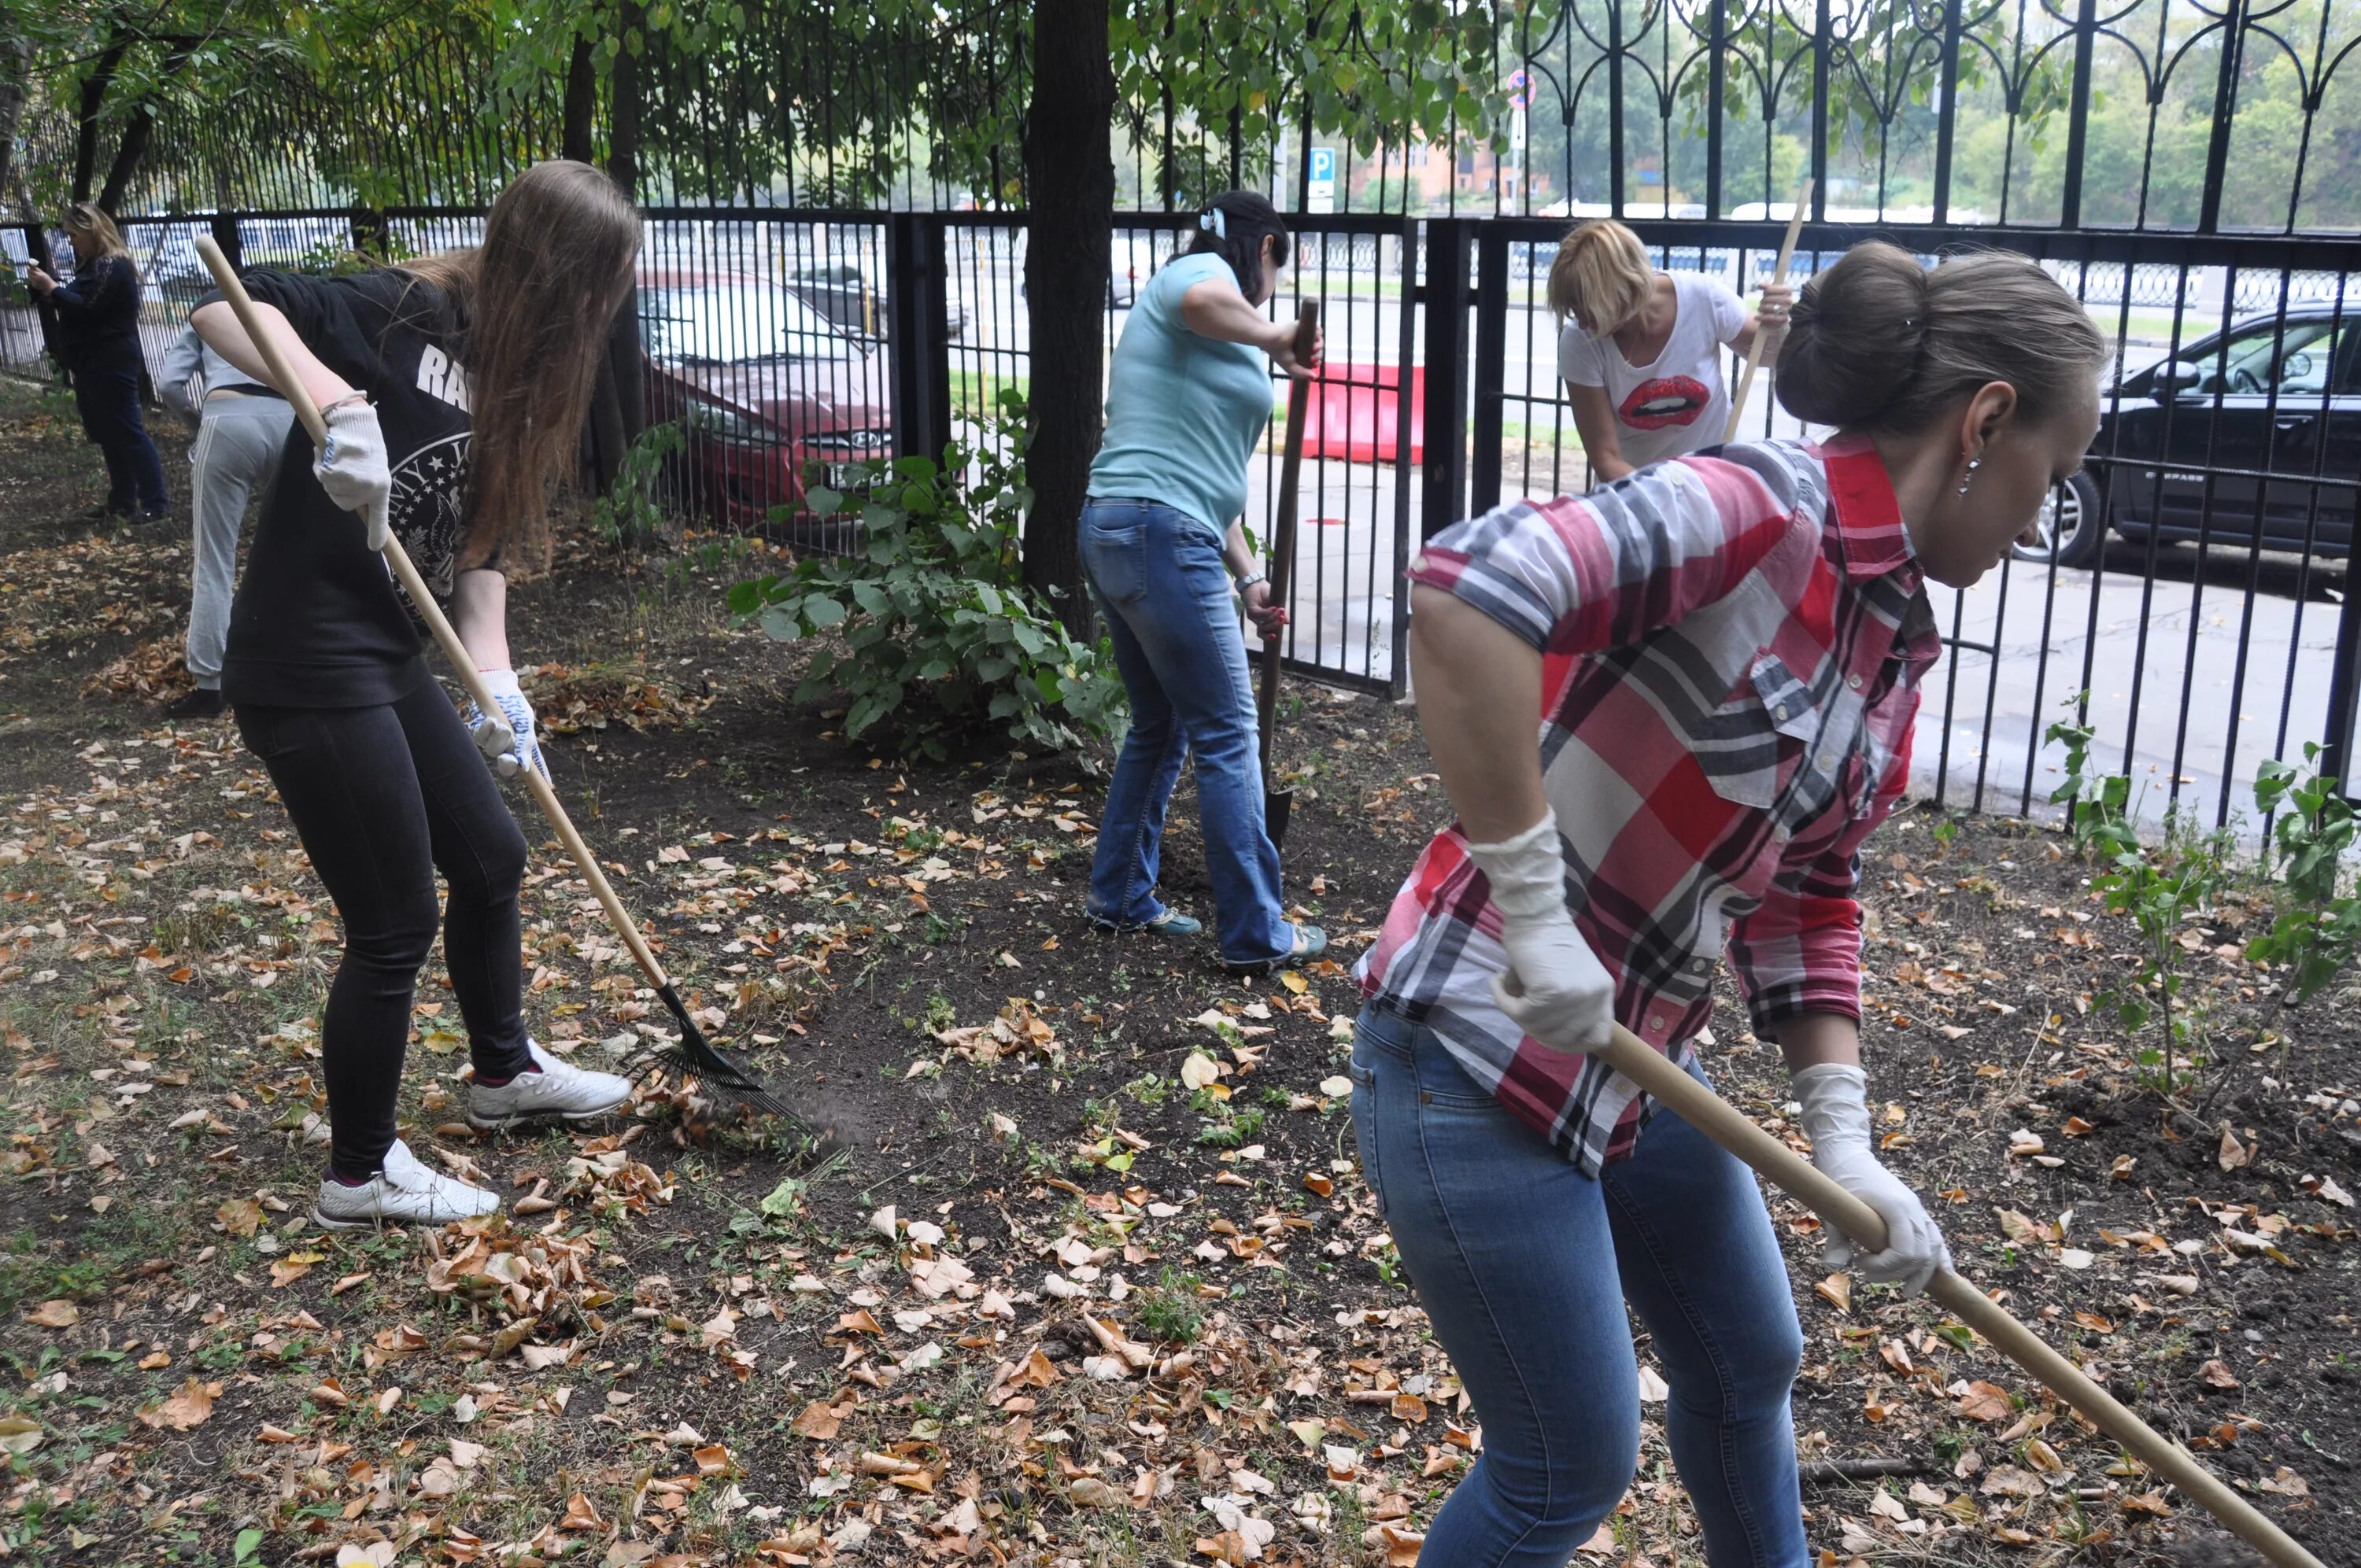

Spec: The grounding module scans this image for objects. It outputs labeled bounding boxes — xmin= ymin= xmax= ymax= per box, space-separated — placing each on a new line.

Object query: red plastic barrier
xmin=1296 ymin=362 xmax=1424 ymax=465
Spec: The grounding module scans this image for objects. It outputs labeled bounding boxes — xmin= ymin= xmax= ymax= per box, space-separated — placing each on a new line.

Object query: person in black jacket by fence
xmin=26 ymin=202 xmax=168 ymax=522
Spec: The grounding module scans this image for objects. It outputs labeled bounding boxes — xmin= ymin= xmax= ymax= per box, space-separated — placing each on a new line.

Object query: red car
xmin=637 ymin=268 xmax=894 ymax=529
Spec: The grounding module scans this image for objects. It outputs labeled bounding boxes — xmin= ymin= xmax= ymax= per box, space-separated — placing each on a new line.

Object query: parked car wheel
xmin=2011 ymin=470 xmax=2107 ymax=569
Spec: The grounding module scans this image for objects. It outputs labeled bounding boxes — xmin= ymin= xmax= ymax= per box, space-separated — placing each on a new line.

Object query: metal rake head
xmin=630 ymin=982 xmax=804 ymax=1123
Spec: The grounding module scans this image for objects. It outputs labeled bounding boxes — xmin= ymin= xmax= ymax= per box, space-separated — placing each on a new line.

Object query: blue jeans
xmin=1080 ymin=498 xmax=1290 ymax=965
xmin=1349 ymin=1006 xmax=1808 ymax=1567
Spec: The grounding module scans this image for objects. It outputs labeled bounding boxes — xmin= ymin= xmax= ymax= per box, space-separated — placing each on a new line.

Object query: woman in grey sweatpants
xmin=160 ymin=323 xmax=295 ymax=719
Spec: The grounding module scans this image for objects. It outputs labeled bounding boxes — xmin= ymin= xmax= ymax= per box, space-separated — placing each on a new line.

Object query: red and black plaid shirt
xmin=1356 ymin=437 xmax=1941 ymax=1171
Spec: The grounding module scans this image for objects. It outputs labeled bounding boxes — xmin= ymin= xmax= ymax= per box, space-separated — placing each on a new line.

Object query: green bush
xmin=587 ymin=419 xmax=688 ymax=552
xmin=725 ymin=393 xmax=1125 ymax=760
xmin=2049 ymin=696 xmax=2361 ymax=1105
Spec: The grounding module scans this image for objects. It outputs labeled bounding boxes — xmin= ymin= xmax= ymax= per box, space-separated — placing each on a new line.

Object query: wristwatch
xmin=1236 ymin=570 xmax=1269 ymax=592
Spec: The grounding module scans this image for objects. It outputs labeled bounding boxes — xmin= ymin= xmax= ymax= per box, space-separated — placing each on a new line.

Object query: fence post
xmin=2323 ymin=592 xmax=2361 ymax=802
xmin=350 ymin=206 xmax=390 ymax=260
xmin=1469 ymin=223 xmax=1509 ymax=516
xmin=1809 ymin=0 xmax=1829 ymax=221
xmin=2195 ymin=0 xmax=2248 ymax=234
xmin=2059 ymin=0 xmax=2097 ymax=229
xmin=886 ymin=212 xmax=952 ymax=464
xmin=1421 ymin=217 xmax=1472 ymax=540
xmin=1705 ymin=0 xmax=1726 ymax=220
xmin=1930 ymin=0 xmax=1964 ymax=224
xmin=209 ymin=213 xmax=242 ymax=275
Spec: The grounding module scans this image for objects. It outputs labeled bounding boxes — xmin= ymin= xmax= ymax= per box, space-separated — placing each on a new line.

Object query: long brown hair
xmin=395 ymin=160 xmax=641 ymax=573
xmin=61 ymin=202 xmax=132 ymax=270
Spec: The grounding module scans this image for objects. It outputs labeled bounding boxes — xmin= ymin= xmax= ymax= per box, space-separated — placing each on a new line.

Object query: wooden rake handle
xmin=1256 ymin=301 xmax=1320 ymax=793
xmin=1722 ymin=179 xmax=1812 ymax=445
xmin=1594 ymin=1022 xmax=2322 ymax=1568
xmin=192 ymin=237 xmax=677 ymax=998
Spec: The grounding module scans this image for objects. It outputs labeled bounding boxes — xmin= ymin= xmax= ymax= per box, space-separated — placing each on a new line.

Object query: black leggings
xmin=236 ymin=678 xmax=534 ymax=1179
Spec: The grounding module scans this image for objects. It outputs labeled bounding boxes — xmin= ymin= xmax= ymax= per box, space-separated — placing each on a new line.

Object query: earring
xmin=1956 ymin=456 xmax=1982 ymax=496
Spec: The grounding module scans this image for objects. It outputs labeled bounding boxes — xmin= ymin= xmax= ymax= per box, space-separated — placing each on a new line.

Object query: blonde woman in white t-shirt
xmin=1550 ymin=218 xmax=1794 ymax=481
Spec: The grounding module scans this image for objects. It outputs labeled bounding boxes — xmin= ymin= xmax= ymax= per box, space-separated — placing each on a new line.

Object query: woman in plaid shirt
xmin=1351 ymin=242 xmax=2108 ymax=1566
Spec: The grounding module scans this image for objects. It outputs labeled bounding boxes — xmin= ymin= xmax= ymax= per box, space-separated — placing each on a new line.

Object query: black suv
xmin=2019 ymin=305 xmax=2359 ymax=568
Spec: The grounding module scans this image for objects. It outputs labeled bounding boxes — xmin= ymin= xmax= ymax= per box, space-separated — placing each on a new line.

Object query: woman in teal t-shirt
xmin=1081 ymin=190 xmax=1323 ymax=972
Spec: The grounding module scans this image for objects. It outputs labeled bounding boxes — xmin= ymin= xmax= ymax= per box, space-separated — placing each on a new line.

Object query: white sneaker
xmin=312 ymin=1138 xmax=500 ymax=1230
xmin=466 ymin=1039 xmax=634 ymax=1131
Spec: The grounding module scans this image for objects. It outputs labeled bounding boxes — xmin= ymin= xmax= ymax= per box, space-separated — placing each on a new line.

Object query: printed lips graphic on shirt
xmin=1617 ymin=375 xmax=1712 ymax=432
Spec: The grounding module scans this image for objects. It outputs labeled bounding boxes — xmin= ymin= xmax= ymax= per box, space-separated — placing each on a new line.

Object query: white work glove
xmin=314 ymin=398 xmax=391 ymax=552
xmin=1465 ymin=810 xmax=1615 ymax=1055
xmin=462 ymin=668 xmax=548 ymax=783
xmin=1792 ymin=1061 xmax=1952 ymax=1296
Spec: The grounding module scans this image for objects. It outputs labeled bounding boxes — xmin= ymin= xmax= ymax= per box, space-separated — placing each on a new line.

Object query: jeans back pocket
xmin=1080 ymin=505 xmax=1150 ymax=605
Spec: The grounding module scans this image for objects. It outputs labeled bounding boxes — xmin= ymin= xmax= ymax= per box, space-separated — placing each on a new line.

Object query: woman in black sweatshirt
xmin=27 ymin=202 xmax=168 ymax=522
xmin=190 ymin=160 xmax=645 ymax=1229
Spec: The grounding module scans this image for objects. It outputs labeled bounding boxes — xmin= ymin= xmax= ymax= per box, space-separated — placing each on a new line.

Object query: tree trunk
xmin=0 ymin=36 xmax=31 ymax=206
xmin=579 ymin=9 xmax=648 ymax=509
xmin=607 ymin=6 xmax=645 ymax=449
xmin=72 ymin=33 xmax=133 ymax=203
xmin=563 ymin=30 xmax=615 ymax=496
xmin=95 ymin=101 xmax=156 ymax=215
xmin=14 ymin=182 xmax=61 ymax=379
xmin=1022 ymin=0 xmax=1114 ymax=639
xmin=608 ymin=4 xmax=642 ymax=202
xmin=561 ymin=35 xmax=599 ymax=164
xmin=94 ymin=43 xmax=194 ymax=217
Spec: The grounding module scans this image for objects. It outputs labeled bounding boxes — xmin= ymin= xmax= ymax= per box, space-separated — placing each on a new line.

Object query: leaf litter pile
xmin=0 ymin=378 xmax=2353 ymax=1566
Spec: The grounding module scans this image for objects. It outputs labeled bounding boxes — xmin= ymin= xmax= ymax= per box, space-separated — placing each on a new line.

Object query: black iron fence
xmin=9 ymin=205 xmax=2358 ymax=832
xmin=6 ymin=0 xmax=2359 ymax=826
xmin=14 ymin=2 xmax=2358 ymax=229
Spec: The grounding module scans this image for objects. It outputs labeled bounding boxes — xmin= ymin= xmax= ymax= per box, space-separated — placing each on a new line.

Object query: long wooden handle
xmin=1595 ymin=1022 xmax=2323 ymax=1568
xmin=1722 ymin=179 xmax=1812 ymax=445
xmin=192 ymin=237 xmax=675 ymax=994
xmin=1257 ymin=301 xmax=1320 ymax=793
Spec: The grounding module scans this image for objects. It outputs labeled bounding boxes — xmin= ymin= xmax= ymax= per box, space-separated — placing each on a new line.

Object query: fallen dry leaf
xmin=1959 ymin=1381 xmax=2014 ymax=1422
xmin=25 ymin=1300 xmax=77 ymax=1330
xmin=2197 ymin=1359 xmax=2242 ymax=1390
xmin=146 ymin=1378 xmax=220 ymax=1431
xmin=2303 ymin=1173 xmax=2354 ymax=1208
xmin=2219 ymin=1126 xmax=2252 ymax=1171
xmin=1979 ymin=1463 xmax=2043 ymax=1498
xmin=789 ymin=1400 xmax=844 ymax=1440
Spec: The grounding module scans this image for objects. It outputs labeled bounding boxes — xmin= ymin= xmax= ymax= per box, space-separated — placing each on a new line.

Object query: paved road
xmin=1232 ymin=449 xmax=2348 ymax=835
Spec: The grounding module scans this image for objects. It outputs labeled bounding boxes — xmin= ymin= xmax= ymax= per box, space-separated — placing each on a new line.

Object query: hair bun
xmin=1775 ymin=241 xmax=1931 ymax=429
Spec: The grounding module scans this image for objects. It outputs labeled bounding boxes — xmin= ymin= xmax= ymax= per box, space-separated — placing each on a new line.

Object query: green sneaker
xmin=1224 ymin=922 xmax=1327 ymax=976
xmin=1092 ymin=908 xmax=1203 ymax=938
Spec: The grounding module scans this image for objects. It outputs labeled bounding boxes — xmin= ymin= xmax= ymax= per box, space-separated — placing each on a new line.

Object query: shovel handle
xmin=1257 ymin=301 xmax=1320 ymax=796
xmin=191 ymin=236 xmax=676 ymax=998
xmin=1722 ymin=179 xmax=1810 ymax=445
xmin=1592 ymin=1022 xmax=2322 ymax=1568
